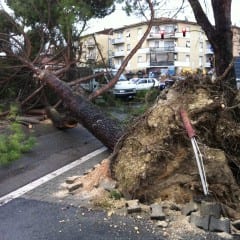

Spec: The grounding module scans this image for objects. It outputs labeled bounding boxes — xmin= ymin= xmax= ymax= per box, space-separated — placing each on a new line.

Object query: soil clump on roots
xmin=111 ymin=75 xmax=240 ymax=215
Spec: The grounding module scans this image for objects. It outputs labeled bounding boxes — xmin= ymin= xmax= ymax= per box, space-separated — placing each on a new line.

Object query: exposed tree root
xmin=110 ymin=76 xmax=240 ymax=217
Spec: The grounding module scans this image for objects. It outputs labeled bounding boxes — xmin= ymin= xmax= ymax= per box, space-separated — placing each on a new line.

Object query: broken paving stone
xmin=209 ymin=216 xmax=231 ymax=233
xmin=67 ymin=182 xmax=83 ymax=192
xmin=65 ymin=175 xmax=80 ymax=184
xmin=190 ymin=212 xmax=210 ymax=231
xmin=200 ymin=201 xmax=222 ymax=219
xmin=150 ymin=203 xmax=166 ymax=220
xmin=156 ymin=220 xmax=168 ymax=228
xmin=126 ymin=200 xmax=141 ymax=214
xmin=181 ymin=201 xmax=198 ymax=216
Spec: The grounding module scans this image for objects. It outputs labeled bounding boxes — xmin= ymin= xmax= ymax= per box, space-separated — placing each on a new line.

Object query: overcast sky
xmin=84 ymin=0 xmax=240 ymax=34
xmin=1 ymin=0 xmax=239 ymax=34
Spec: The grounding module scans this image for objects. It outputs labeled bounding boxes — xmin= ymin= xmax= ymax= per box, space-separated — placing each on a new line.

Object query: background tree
xmin=188 ymin=0 xmax=235 ymax=87
xmin=0 ymin=0 xmax=116 ymax=104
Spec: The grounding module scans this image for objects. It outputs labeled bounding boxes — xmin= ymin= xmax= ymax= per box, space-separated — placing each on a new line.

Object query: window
xmin=174 ymin=53 xmax=177 ymax=60
xmin=186 ymin=55 xmax=190 ymax=62
xmin=117 ymin=32 xmax=123 ymax=39
xmin=154 ymin=26 xmax=160 ymax=33
xmin=138 ymin=79 xmax=147 ymax=84
xmin=164 ymin=41 xmax=174 ymax=51
xmin=199 ymin=42 xmax=203 ymax=52
xmin=127 ymin=44 xmax=131 ymax=51
xmin=186 ymin=40 xmax=190 ymax=48
xmin=154 ymin=40 xmax=159 ymax=48
xmin=199 ymin=56 xmax=203 ymax=67
xmin=165 ymin=25 xmax=175 ymax=33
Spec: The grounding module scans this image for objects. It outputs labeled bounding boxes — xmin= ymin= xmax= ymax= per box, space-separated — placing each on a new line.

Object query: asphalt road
xmin=0 ymin=198 xmax=165 ymax=240
xmin=0 ymin=120 xmax=166 ymax=240
xmin=0 ymin=120 xmax=105 ymax=197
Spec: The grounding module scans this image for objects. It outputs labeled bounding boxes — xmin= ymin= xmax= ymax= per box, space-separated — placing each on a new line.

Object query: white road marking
xmin=0 ymin=146 xmax=108 ymax=206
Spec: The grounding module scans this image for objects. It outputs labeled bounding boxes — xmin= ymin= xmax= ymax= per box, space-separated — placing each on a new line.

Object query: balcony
xmin=147 ymin=32 xmax=177 ymax=40
xmin=150 ymin=61 xmax=174 ymax=67
xmin=205 ymin=48 xmax=214 ymax=54
xmin=150 ymin=46 xmax=175 ymax=53
xmin=113 ymin=51 xmax=125 ymax=57
xmin=205 ymin=62 xmax=211 ymax=68
xmin=112 ymin=38 xmax=125 ymax=45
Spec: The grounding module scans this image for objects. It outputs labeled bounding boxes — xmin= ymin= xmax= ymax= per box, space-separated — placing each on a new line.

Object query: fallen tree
xmin=1 ymin=0 xmax=240 ymax=219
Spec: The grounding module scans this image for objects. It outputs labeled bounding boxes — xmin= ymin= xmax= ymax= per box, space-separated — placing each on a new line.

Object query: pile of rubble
xmin=63 ymin=163 xmax=240 ymax=240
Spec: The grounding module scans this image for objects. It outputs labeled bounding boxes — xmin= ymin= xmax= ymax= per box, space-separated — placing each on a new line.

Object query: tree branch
xmin=88 ymin=0 xmax=155 ymax=100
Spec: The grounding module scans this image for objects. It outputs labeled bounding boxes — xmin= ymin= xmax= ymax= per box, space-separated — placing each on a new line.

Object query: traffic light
xmin=160 ymin=30 xmax=164 ymax=39
xmin=182 ymin=27 xmax=186 ymax=37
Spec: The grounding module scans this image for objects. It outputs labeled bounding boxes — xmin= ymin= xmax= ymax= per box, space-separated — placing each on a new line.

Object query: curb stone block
xmin=181 ymin=201 xmax=198 ymax=216
xmin=200 ymin=201 xmax=222 ymax=218
xmin=126 ymin=200 xmax=141 ymax=214
xmin=65 ymin=176 xmax=80 ymax=184
xmin=190 ymin=212 xmax=210 ymax=230
xmin=209 ymin=216 xmax=231 ymax=233
xmin=67 ymin=182 xmax=83 ymax=192
xmin=150 ymin=203 xmax=166 ymax=220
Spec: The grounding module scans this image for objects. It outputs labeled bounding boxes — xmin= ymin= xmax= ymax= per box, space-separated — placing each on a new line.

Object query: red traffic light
xmin=160 ymin=30 xmax=164 ymax=39
xmin=182 ymin=27 xmax=186 ymax=37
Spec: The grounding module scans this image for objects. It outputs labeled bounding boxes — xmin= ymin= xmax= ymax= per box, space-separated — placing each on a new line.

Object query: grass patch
xmin=0 ymin=105 xmax=36 ymax=166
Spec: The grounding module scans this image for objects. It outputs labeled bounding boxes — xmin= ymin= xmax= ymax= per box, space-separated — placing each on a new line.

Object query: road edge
xmin=0 ymin=146 xmax=108 ymax=206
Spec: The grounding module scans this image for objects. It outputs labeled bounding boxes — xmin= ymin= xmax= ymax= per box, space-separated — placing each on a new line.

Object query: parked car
xmin=112 ymin=78 xmax=136 ymax=97
xmin=159 ymin=79 xmax=175 ymax=90
xmin=135 ymin=78 xmax=160 ymax=91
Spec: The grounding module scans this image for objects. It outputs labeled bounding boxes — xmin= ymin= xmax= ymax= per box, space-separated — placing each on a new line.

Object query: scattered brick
xmin=150 ymin=203 xmax=166 ymax=220
xmin=181 ymin=201 xmax=198 ymax=216
xmin=209 ymin=216 xmax=231 ymax=233
xmin=67 ymin=182 xmax=83 ymax=192
xmin=126 ymin=200 xmax=141 ymax=214
xmin=65 ymin=175 xmax=80 ymax=184
xmin=190 ymin=212 xmax=210 ymax=230
xmin=200 ymin=201 xmax=222 ymax=218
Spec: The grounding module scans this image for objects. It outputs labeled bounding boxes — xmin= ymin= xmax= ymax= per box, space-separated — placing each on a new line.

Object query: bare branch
xmin=88 ymin=0 xmax=155 ymax=100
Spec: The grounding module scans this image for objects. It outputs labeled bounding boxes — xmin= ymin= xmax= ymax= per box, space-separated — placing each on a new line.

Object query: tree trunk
xmin=39 ymin=70 xmax=124 ymax=150
xmin=188 ymin=0 xmax=235 ymax=87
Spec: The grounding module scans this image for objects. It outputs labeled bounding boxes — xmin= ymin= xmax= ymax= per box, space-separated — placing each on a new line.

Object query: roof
xmin=112 ymin=17 xmax=199 ymax=32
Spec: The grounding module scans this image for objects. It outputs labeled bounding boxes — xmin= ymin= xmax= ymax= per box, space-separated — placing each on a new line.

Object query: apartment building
xmin=232 ymin=26 xmax=240 ymax=57
xmin=80 ymin=18 xmax=240 ymax=77
xmin=79 ymin=28 xmax=113 ymax=66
